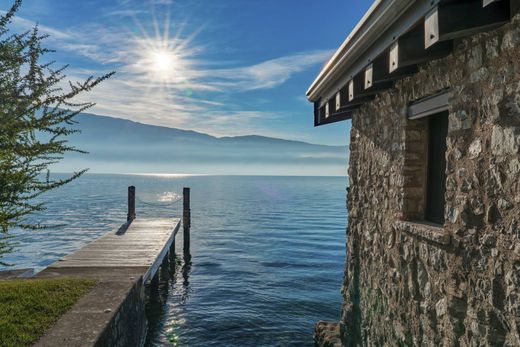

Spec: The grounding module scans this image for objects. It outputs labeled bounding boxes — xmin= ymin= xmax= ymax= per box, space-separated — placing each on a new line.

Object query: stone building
xmin=307 ymin=1 xmax=520 ymax=346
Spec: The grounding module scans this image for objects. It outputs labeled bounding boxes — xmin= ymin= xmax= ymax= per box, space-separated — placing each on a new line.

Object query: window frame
xmin=408 ymin=89 xmax=450 ymax=120
xmin=402 ymin=89 xmax=451 ymax=226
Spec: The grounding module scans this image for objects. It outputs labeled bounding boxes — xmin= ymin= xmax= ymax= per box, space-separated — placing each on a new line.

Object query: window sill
xmin=393 ymin=220 xmax=450 ymax=245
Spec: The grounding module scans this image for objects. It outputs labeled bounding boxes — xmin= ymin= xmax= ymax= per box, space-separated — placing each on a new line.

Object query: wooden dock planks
xmin=48 ymin=218 xmax=180 ymax=282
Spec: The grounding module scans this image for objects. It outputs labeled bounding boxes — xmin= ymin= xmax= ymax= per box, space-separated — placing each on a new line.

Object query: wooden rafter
xmin=425 ymin=0 xmax=510 ymax=48
xmin=350 ymin=72 xmax=393 ymax=101
xmin=370 ymin=51 xmax=418 ymax=83
xmin=390 ymin=24 xmax=452 ymax=72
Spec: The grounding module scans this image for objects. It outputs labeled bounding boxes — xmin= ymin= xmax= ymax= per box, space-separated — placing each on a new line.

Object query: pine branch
xmin=0 ymin=0 xmax=114 ymax=264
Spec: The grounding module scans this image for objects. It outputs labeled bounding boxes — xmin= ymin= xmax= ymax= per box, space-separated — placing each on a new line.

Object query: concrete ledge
xmin=394 ymin=220 xmax=451 ymax=245
xmin=34 ymin=267 xmax=148 ymax=347
xmin=314 ymin=321 xmax=341 ymax=347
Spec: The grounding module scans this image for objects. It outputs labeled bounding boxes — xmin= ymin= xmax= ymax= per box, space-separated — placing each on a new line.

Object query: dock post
xmin=161 ymin=254 xmax=170 ymax=280
xmin=170 ymin=238 xmax=176 ymax=257
xmin=183 ymin=187 xmax=191 ymax=260
xmin=127 ymin=186 xmax=136 ymax=222
xmin=150 ymin=272 xmax=159 ymax=297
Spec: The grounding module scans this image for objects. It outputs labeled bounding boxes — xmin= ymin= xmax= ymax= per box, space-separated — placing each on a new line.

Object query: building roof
xmin=307 ymin=0 xmax=517 ymax=126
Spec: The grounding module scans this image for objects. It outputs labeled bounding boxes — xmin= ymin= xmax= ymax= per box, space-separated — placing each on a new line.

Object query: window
xmin=425 ymin=111 xmax=448 ymax=224
xmin=397 ymin=92 xmax=450 ymax=242
xmin=403 ymin=90 xmax=450 ymax=224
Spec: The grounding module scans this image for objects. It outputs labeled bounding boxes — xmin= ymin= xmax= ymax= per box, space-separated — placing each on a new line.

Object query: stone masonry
xmin=318 ymin=12 xmax=520 ymax=347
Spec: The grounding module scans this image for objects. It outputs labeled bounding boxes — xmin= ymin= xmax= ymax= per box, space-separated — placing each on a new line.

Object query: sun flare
xmin=128 ymin=9 xmax=197 ymax=89
xmin=133 ymin=40 xmax=191 ymax=86
xmin=151 ymin=50 xmax=176 ymax=73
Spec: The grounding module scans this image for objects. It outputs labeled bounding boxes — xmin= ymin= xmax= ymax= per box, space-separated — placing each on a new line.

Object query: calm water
xmin=3 ymin=174 xmax=347 ymax=347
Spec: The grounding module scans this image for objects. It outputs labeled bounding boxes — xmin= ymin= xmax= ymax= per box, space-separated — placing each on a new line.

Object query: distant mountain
xmin=53 ymin=113 xmax=347 ymax=176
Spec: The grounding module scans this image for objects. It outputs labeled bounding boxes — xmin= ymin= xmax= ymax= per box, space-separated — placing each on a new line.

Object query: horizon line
xmin=50 ymin=171 xmax=347 ymax=178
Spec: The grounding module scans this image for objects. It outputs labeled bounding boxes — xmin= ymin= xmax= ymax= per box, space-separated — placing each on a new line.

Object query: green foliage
xmin=0 ymin=1 xmax=114 ymax=264
xmin=0 ymin=277 xmax=97 ymax=346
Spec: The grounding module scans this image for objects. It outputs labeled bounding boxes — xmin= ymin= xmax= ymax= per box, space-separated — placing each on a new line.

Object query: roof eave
xmin=306 ymin=0 xmax=427 ymax=103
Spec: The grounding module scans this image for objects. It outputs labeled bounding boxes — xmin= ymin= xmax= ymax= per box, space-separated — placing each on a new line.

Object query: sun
xmin=127 ymin=8 xmax=197 ymax=88
xmin=132 ymin=37 xmax=192 ymax=84
xmin=136 ymin=46 xmax=187 ymax=84
xmin=151 ymin=49 xmax=176 ymax=73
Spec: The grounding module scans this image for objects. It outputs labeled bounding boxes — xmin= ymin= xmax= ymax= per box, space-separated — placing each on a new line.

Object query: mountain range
xmin=53 ymin=113 xmax=347 ymax=176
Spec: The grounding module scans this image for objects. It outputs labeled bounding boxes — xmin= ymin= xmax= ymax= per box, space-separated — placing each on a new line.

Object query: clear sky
xmin=1 ymin=0 xmax=372 ymax=146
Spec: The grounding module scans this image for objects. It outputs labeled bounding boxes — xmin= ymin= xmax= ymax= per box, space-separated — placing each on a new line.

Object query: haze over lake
xmin=52 ymin=113 xmax=348 ymax=177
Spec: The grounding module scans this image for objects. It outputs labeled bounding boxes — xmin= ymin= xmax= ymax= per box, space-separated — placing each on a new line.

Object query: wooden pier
xmin=49 ymin=218 xmax=180 ymax=282
xmin=34 ymin=186 xmax=191 ymax=347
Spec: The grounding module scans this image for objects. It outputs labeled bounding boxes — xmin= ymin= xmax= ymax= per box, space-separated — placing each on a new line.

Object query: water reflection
xmin=181 ymin=260 xmax=192 ymax=304
xmin=145 ymin=248 xmax=193 ymax=347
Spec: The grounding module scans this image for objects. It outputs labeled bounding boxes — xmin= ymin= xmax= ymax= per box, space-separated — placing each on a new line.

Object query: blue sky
xmin=1 ymin=0 xmax=371 ymax=146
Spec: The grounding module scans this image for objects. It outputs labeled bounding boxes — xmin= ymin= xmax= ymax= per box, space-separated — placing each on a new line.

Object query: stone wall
xmin=95 ymin=277 xmax=147 ymax=347
xmin=335 ymin=13 xmax=520 ymax=347
xmin=34 ymin=268 xmax=149 ymax=347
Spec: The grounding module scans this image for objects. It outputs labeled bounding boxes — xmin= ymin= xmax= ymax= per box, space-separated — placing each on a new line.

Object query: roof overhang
xmin=308 ymin=0 xmax=518 ymax=126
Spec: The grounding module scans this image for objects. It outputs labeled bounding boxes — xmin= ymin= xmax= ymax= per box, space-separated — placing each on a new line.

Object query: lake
xmin=3 ymin=174 xmax=348 ymax=347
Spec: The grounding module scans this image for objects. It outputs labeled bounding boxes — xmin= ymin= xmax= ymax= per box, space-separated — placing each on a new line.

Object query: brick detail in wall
xmin=401 ymin=118 xmax=429 ymax=221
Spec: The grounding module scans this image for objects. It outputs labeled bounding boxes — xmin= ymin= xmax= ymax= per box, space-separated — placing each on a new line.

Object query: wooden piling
xmin=161 ymin=254 xmax=169 ymax=280
xmin=150 ymin=272 xmax=159 ymax=295
xmin=183 ymin=187 xmax=191 ymax=259
xmin=127 ymin=186 xmax=136 ymax=222
xmin=170 ymin=238 xmax=175 ymax=257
